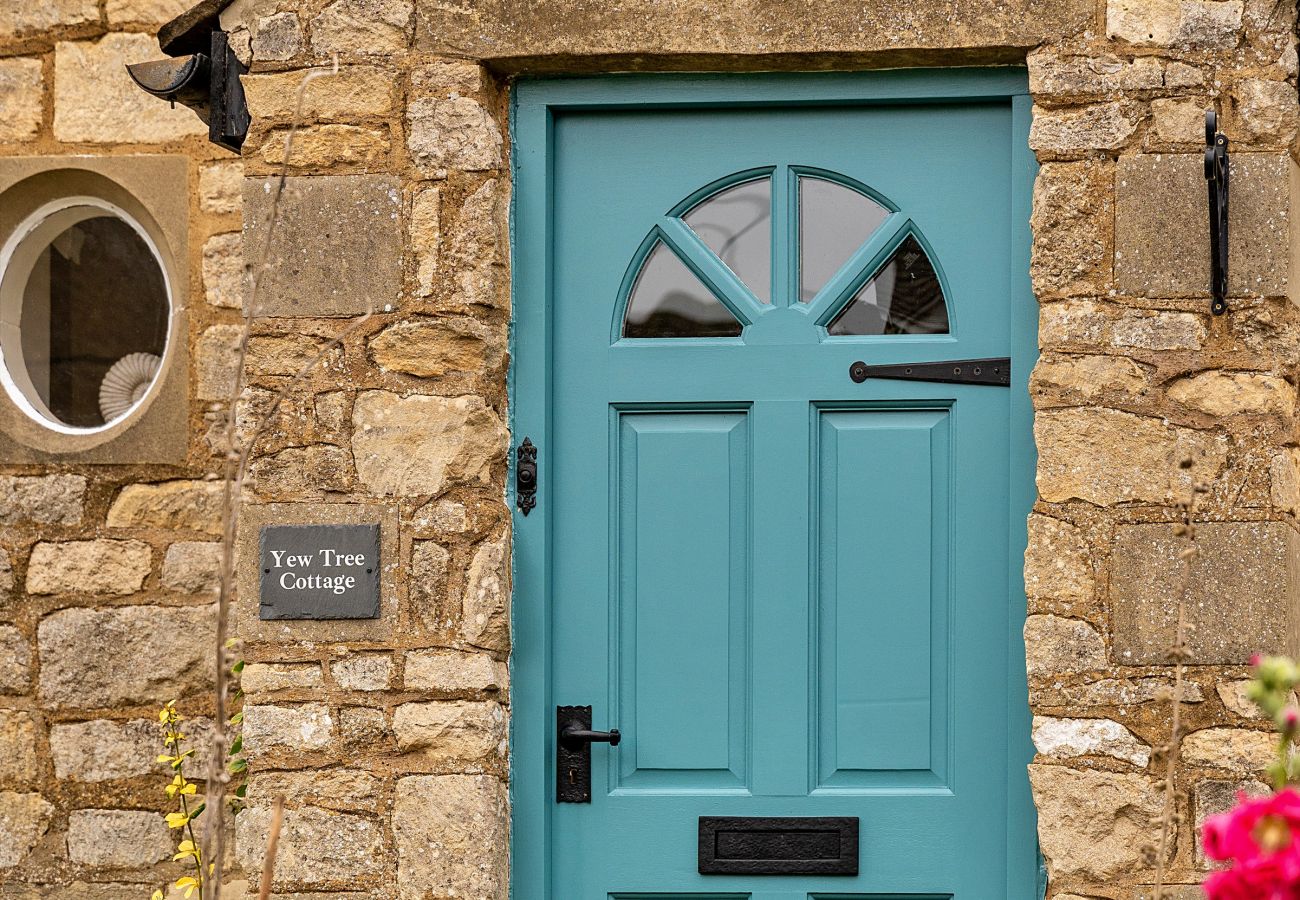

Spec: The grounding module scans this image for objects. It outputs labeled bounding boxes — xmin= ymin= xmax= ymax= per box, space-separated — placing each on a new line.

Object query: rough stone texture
xmin=1111 ymin=522 xmax=1299 ymax=664
xmin=200 ymin=161 xmax=244 ymax=215
xmin=1032 ymin=677 xmax=1204 ymax=708
xmin=311 ymin=0 xmax=414 ymax=55
xmin=242 ymin=67 xmax=395 ymax=120
xmin=1232 ymin=79 xmax=1299 ymax=145
xmin=1182 ymin=728 xmax=1276 ymax=773
xmin=1116 ymin=154 xmax=1292 ymax=298
xmin=1030 ymin=353 xmax=1149 ymax=403
xmin=1167 ymin=371 xmax=1295 ymax=418
xmin=411 ymin=185 xmax=440 ymax=295
xmin=1195 ymin=778 xmax=1271 ymax=864
xmin=408 ymin=95 xmax=503 ymax=176
xmin=410 ymin=540 xmax=450 ymax=631
xmin=1024 ymin=615 xmax=1107 ymax=676
xmin=203 ymin=232 xmax=245 ymax=309
xmin=0 ymin=625 xmax=29 ymax=694
xmin=196 ymin=323 xmax=245 ymax=401
xmin=247 ymin=768 xmax=383 ymax=813
xmin=1217 ymin=680 xmax=1277 ymax=719
xmin=369 ymin=316 xmax=505 ymax=378
xmin=53 ymin=35 xmax=208 ymax=143
xmin=243 ymin=703 xmax=334 ymax=755
xmin=1107 ymin=0 xmax=1244 ymax=49
xmin=1024 ymin=515 xmax=1092 ymax=612
xmin=249 ymin=445 xmax=354 ymax=497
xmin=404 ymin=649 xmax=508 ymax=692
xmin=66 ymin=809 xmax=170 ymax=868
xmin=250 ymin=11 xmax=302 ymax=61
xmin=1030 ymin=102 xmax=1139 ymax=154
xmin=461 ymin=534 xmax=509 ymax=651
xmin=258 ymin=124 xmax=391 ymax=168
xmin=0 ymin=475 xmax=86 ymax=525
xmin=1029 ymin=765 xmax=1164 ymax=881
xmin=0 ymin=793 xmax=53 ymax=868
xmin=393 ymin=775 xmax=507 ymax=900
xmin=392 ymin=700 xmax=506 ymax=761
xmin=1040 ymin=300 xmax=1207 ymax=352
xmin=0 ymin=58 xmax=43 ymax=143
xmin=1032 ymin=716 xmax=1151 ymax=766
xmin=50 ymin=718 xmax=169 ymax=782
xmin=105 ymin=0 xmax=191 ymax=26
xmin=238 ymin=805 xmax=386 ymax=887
xmin=0 ymin=711 xmax=40 ymax=787
xmin=1030 ymin=160 xmax=1112 ymax=297
xmin=1035 ymin=407 xmax=1228 ymax=506
xmin=37 ymin=606 xmax=215 ymax=708
xmin=331 ymin=653 xmax=391 ymax=691
xmin=26 ymin=539 xmax=151 ymax=596
xmin=241 ymin=662 xmax=323 ymax=694
xmin=242 ymin=176 xmax=402 ymax=317
xmin=351 ymin=392 xmax=507 ymax=496
xmin=1150 ymin=97 xmax=1207 ymax=145
xmin=445 ymin=179 xmax=505 ymax=308
xmin=0 ymin=549 xmax=11 ymax=605
xmin=161 ymin=542 xmax=222 ymax=594
xmin=1028 ymin=51 xmax=1164 ymax=96
xmin=107 ymin=481 xmax=224 ymax=534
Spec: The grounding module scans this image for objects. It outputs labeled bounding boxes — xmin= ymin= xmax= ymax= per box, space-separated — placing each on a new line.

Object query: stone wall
xmin=4 ymin=0 xmax=1300 ymax=898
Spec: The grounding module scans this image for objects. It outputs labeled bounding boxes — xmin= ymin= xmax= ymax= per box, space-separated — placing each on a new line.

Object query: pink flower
xmin=1203 ymin=789 xmax=1300 ymax=899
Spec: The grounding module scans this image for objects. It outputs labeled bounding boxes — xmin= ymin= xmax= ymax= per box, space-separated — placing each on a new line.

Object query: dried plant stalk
xmin=255 ymin=796 xmax=285 ymax=900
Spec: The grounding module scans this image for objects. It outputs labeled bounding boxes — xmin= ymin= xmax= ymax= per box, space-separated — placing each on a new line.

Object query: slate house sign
xmin=259 ymin=523 xmax=381 ymax=620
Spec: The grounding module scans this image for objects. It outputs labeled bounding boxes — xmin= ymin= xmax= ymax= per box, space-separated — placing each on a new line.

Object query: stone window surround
xmin=0 ymin=155 xmax=189 ymax=464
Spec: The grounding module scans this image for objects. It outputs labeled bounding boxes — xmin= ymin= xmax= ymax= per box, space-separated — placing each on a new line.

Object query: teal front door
xmin=512 ymin=72 xmax=1038 ymax=900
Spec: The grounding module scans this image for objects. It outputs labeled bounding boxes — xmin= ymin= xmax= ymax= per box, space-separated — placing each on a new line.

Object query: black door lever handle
xmin=560 ymin=726 xmax=621 ymax=749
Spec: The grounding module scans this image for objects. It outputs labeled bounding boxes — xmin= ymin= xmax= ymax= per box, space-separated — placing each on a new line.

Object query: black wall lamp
xmin=1205 ymin=109 xmax=1229 ymax=316
xmin=125 ymin=0 xmax=248 ymax=153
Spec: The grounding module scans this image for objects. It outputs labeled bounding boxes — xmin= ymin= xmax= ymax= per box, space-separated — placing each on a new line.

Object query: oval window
xmin=0 ymin=199 xmax=171 ymax=433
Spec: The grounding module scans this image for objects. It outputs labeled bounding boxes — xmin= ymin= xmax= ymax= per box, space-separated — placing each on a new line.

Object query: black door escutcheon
xmin=556 ymin=706 xmax=619 ymax=803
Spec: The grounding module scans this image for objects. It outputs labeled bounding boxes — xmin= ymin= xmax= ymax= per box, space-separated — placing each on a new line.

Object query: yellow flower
xmin=165 ymin=812 xmax=190 ymax=829
xmin=172 ymin=840 xmax=200 ymax=862
xmin=151 ymin=891 xmax=164 ymax=900
xmin=174 ymin=876 xmax=200 ymax=899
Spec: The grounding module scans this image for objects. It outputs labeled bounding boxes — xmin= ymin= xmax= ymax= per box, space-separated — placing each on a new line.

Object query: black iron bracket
xmin=849 ymin=358 xmax=1011 ymax=387
xmin=516 ymin=437 xmax=538 ymax=516
xmin=1206 ymin=109 xmax=1230 ymax=316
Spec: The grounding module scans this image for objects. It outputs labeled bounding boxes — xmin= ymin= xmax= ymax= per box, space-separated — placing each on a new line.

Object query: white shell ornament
xmin=98 ymin=352 xmax=162 ymax=422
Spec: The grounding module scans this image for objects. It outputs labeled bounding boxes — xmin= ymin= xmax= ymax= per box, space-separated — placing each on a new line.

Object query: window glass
xmin=683 ymin=178 xmax=771 ymax=303
xmin=827 ymin=234 xmax=949 ymax=336
xmin=799 ymin=177 xmax=889 ymax=303
xmin=1 ymin=205 xmax=169 ymax=429
xmin=623 ymin=242 xmax=742 ymax=338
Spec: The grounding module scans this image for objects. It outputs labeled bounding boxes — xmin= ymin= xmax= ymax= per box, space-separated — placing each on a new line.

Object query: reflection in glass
xmin=683 ymin=178 xmax=771 ymax=303
xmin=799 ymin=177 xmax=889 ymax=303
xmin=623 ymin=242 xmax=743 ymax=338
xmin=827 ymin=235 xmax=949 ymax=336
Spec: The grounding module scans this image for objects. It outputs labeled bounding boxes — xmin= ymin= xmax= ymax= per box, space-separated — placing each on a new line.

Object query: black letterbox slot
xmin=697 ymin=816 xmax=859 ymax=875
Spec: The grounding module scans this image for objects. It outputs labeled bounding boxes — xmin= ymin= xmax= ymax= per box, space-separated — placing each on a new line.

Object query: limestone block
xmin=404 ymin=648 xmax=507 ymax=693
xmin=243 ymin=703 xmax=333 ymax=756
xmin=410 ymin=540 xmax=450 ymax=631
xmin=1231 ymin=79 xmax=1299 ymax=144
xmin=1150 ymin=97 xmax=1208 ymax=145
xmin=1273 ymin=448 xmax=1300 ymax=515
xmin=242 ymin=175 xmax=401 ymax=317
xmin=1024 ymin=515 xmax=1093 ymax=610
xmin=67 ymin=809 xmax=170 ymax=867
xmin=237 ymin=805 xmax=385 ymax=886
xmin=461 ymin=534 xmax=509 ymax=651
xmin=241 ymin=67 xmax=395 ymax=120
xmin=258 ymin=124 xmax=390 ymax=168
xmin=1032 ymin=716 xmax=1151 ymax=766
xmin=1107 ymin=0 xmax=1243 ymax=48
xmin=0 ymin=792 xmax=53 ymax=868
xmin=249 ymin=445 xmax=354 ymax=498
xmin=1024 ymin=614 xmax=1106 ymax=676
xmin=392 ymin=700 xmax=505 ymax=761
xmin=51 ymin=718 xmax=169 ymax=782
xmin=0 ymin=549 xmax=10 ymax=604
xmin=241 ymin=662 xmax=323 ymax=694
xmin=369 ymin=316 xmax=505 ymax=378
xmin=1031 ymin=676 xmax=1204 ymax=709
xmin=1029 ymin=102 xmax=1139 ymax=155
xmin=411 ymin=184 xmax=440 ymax=295
xmin=1030 ymin=353 xmax=1149 ymax=403
xmin=250 ymin=12 xmax=302 ymax=61
xmin=0 ymin=474 xmax=85 ymax=525
xmin=203 ymin=232 xmax=245 ymax=309
xmin=107 ymin=481 xmax=224 ymax=534
xmin=1182 ymin=727 xmax=1276 ymax=772
xmin=247 ymin=768 xmax=382 ymax=813
xmin=162 ymin=542 xmax=222 ymax=594
xmin=351 ymin=392 xmax=507 ymax=496
xmin=0 ymin=711 xmax=40 ymax=787
xmin=1217 ymin=679 xmax=1280 ymax=719
xmin=1111 ymin=522 xmax=1300 ymax=664
xmin=338 ymin=706 xmax=387 ymax=751
xmin=38 ymin=605 xmax=215 ymax=708
xmin=1167 ymin=371 xmax=1295 ymax=417
xmin=26 ymin=539 xmax=151 ymax=595
xmin=0 ymin=0 xmax=97 ymax=40
xmin=1194 ymin=778 xmax=1270 ymax=865
xmin=331 ymin=653 xmax=390 ymax=691
xmin=0 ymin=59 xmax=43 ymax=143
xmin=393 ymin=775 xmax=507 ymax=900
xmin=408 ymin=96 xmax=502 ymax=176
xmin=246 ymin=334 xmax=337 ymax=376
xmin=53 ymin=35 xmax=208 ymax=143
xmin=1030 ymin=160 xmax=1113 ymax=296
xmin=1039 ymin=300 xmax=1206 ymax=351
xmin=413 ymin=60 xmax=486 ymax=96
xmin=1116 ymin=153 xmax=1292 ymax=298
xmin=200 ymin=161 xmax=243 ymax=215
xmin=1035 ymin=407 xmax=1228 ymax=506
xmin=1029 ymin=764 xmax=1163 ymax=880
xmin=445 ymin=179 xmax=505 ymax=307
xmin=0 ymin=625 xmax=29 ymax=693
xmin=105 ymin=0 xmax=192 ymax=25
xmin=1028 ymin=52 xmax=1164 ymax=96
xmin=310 ymin=0 xmax=414 ymax=55
xmin=196 ymin=324 xmax=244 ymax=400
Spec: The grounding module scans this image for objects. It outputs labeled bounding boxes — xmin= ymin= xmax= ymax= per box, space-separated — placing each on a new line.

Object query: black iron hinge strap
xmin=849 ymin=358 xmax=1011 ymax=387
